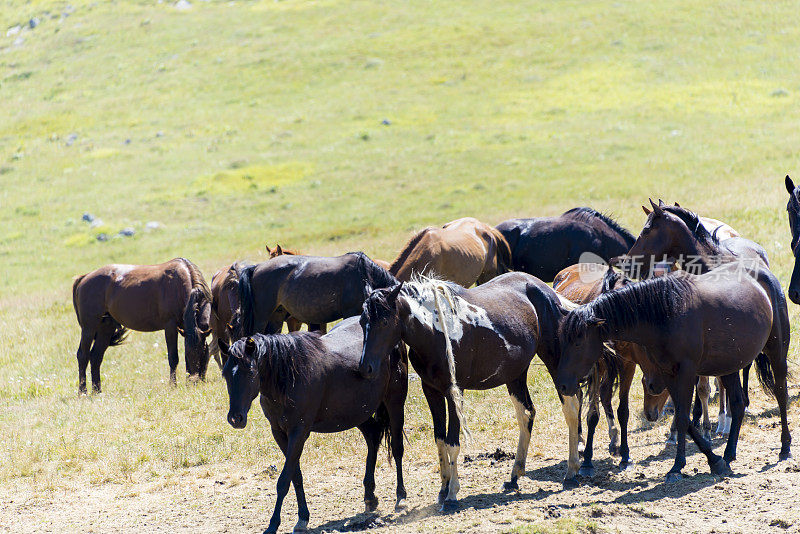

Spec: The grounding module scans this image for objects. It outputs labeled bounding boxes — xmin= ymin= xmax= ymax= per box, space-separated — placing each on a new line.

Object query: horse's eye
xmin=381 ymin=318 xmax=389 ymax=327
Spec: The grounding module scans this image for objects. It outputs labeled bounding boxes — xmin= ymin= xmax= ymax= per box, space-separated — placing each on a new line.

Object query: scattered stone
xmin=771 ymin=88 xmax=789 ymax=97
xmin=90 ymin=219 xmax=104 ymax=228
xmin=155 ymin=131 xmax=164 ymax=138
xmin=119 ymin=227 xmax=135 ymax=237
xmin=381 ymin=119 xmax=391 ymax=126
xmin=364 ymin=58 xmax=383 ymax=69
xmin=6 ymin=25 xmax=21 ymax=36
xmin=174 ymin=0 xmax=192 ymax=10
xmin=96 ymin=233 xmax=109 ymax=242
xmin=66 ymin=133 xmax=78 ymax=146
xmin=29 ymin=18 xmax=40 ymax=29
xmin=124 ymin=138 xmax=131 ymax=145
xmin=81 ymin=213 xmax=95 ymax=223
xmin=146 ymin=221 xmax=162 ymax=231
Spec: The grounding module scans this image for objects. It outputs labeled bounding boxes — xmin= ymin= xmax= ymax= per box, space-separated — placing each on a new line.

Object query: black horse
xmin=784 ymin=175 xmax=800 ymax=303
xmin=556 ymin=264 xmax=791 ymax=481
xmin=496 ymin=207 xmax=635 ymax=282
xmin=221 ymin=317 xmax=408 ymax=534
xmin=235 ymin=251 xmax=397 ymax=337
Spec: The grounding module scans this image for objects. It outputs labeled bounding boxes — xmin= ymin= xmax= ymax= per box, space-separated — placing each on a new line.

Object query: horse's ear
xmin=658 ymin=199 xmax=665 ymax=207
xmin=649 ymin=198 xmax=663 ymax=217
xmin=786 ymin=175 xmax=795 ymax=195
xmin=245 ymin=337 xmax=256 ymax=356
xmin=265 ymin=244 xmax=272 ymax=254
xmin=276 ymin=244 xmax=283 ymax=255
xmin=674 ymin=202 xmax=680 ymax=207
xmin=641 ymin=205 xmax=651 ymax=216
xmin=387 ymin=282 xmax=403 ymax=304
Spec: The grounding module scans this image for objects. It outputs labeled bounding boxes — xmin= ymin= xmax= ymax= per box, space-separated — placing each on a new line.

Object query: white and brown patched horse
xmin=72 ymin=258 xmax=212 ymax=393
xmin=358 ymin=272 xmax=590 ymax=509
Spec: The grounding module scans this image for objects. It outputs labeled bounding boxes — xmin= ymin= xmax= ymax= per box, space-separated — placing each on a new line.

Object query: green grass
xmin=1 ymin=0 xmax=800 ymax=497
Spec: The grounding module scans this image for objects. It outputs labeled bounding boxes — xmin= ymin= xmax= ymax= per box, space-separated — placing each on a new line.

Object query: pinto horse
xmin=358 ymin=272 xmax=592 ymax=507
xmin=235 ymin=252 xmax=397 ymax=337
xmin=556 ymin=264 xmax=792 ymax=481
xmin=389 ymin=217 xmax=512 ymax=287
xmin=553 ymin=263 xmax=672 ymax=473
xmin=496 ymin=207 xmax=635 ymax=282
xmin=220 ymin=317 xmax=408 ymax=534
xmin=72 ymin=258 xmax=212 ymax=393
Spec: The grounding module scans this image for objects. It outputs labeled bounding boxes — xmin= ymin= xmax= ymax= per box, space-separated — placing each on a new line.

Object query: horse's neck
xmin=524 ymin=284 xmax=561 ymax=370
xmin=596 ymin=306 xmax=663 ymax=348
xmin=674 ymin=232 xmax=718 ymax=273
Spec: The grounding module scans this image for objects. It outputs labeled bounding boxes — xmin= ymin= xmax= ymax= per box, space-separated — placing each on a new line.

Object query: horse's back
xmin=721 ymin=237 xmax=770 ymax=267
xmin=552 ymin=263 xmax=606 ymax=304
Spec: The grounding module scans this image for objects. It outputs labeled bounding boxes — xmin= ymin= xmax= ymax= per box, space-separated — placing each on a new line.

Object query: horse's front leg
xmin=421 ymin=383 xmax=449 ymax=505
xmin=165 ymin=322 xmax=179 ymax=386
xmin=357 ymin=418 xmax=382 ymax=512
xmin=441 ymin=395 xmax=462 ymax=510
xmin=617 ymin=360 xmax=635 ymax=470
xmin=561 ymin=394 xmax=581 ymax=487
xmin=271 ymin=427 xmax=310 ymax=533
xmin=696 ymin=376 xmax=712 ymax=441
xmin=266 ymin=426 xmax=310 ymax=534
xmin=715 ymin=378 xmax=730 ymax=436
xmin=719 ymin=373 xmax=744 ymax=466
xmin=580 ymin=389 xmax=599 ymax=477
xmin=504 ymin=376 xmax=536 ymax=491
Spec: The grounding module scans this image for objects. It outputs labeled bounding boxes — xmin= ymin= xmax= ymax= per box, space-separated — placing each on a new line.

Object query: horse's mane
xmin=662 ymin=205 xmax=720 ymax=247
xmin=228 ymin=332 xmax=319 ymax=395
xmin=561 ymin=274 xmax=693 ymax=343
xmin=563 ymin=207 xmax=636 ymax=247
xmin=351 ymin=251 xmax=398 ymax=290
xmin=600 ymin=267 xmax=632 ymax=293
xmin=389 ymin=227 xmax=433 ymax=274
xmin=176 ymin=257 xmax=212 ymax=301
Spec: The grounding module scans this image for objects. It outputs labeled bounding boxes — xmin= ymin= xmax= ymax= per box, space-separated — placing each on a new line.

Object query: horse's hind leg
xmin=442 ymin=395 xmax=462 ymax=508
xmin=357 ymin=417 xmax=383 ymax=512
xmin=165 ymin=322 xmax=179 ymax=386
xmin=695 ymin=377 xmax=712 ymax=441
xmin=504 ymin=376 xmax=536 ymax=490
xmin=764 ymin=333 xmax=792 ymax=460
xmin=89 ymin=318 xmax=116 ymax=393
xmin=601 ymin=373 xmax=620 ymax=457
xmin=77 ymin=327 xmax=94 ymax=394
xmin=580 ymin=386 xmax=599 ymax=478
xmin=716 ymin=378 xmax=730 ymax=436
xmin=741 ymin=363 xmax=751 ymax=411
xmin=617 ymin=361 xmax=635 ymax=470
xmin=719 ymin=373 xmax=744 ymax=464
xmin=421 ymin=382 xmax=450 ymax=505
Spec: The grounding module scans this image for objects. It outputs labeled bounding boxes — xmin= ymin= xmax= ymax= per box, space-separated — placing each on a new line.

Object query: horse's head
xmin=359 ymin=283 xmax=404 ymax=379
xmin=181 ymin=288 xmax=212 ymax=379
xmin=556 ymin=309 xmax=606 ymax=397
xmin=624 ymin=199 xmax=688 ymax=277
xmin=221 ymin=337 xmax=261 ymax=429
xmin=785 ymin=176 xmax=800 ymax=303
xmin=641 ymin=374 xmax=670 ymax=422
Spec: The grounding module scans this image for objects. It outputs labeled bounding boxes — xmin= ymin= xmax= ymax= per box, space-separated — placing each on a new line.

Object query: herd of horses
xmin=70 ymin=177 xmax=800 ymax=533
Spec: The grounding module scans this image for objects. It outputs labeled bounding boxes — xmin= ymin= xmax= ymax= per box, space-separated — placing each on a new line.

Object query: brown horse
xmin=209 ymin=262 xmax=247 ymax=369
xmin=72 ymin=258 xmax=212 ymax=393
xmin=553 ymin=263 xmax=670 ymax=473
xmin=556 ymin=264 xmax=791 ymax=481
xmin=389 ymin=217 xmax=512 ymax=287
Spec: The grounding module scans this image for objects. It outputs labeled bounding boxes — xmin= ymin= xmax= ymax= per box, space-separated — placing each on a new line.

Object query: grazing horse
xmin=553 ymin=263 xmax=671 ymax=473
xmin=496 ymin=207 xmax=636 ymax=282
xmin=621 ymin=200 xmax=770 ymax=413
xmin=556 ymin=265 xmax=792 ymax=481
xmin=209 ymin=262 xmax=249 ymax=369
xmin=235 ymin=252 xmax=397 ymax=337
xmin=72 ymin=258 xmax=212 ymax=393
xmin=389 ymin=217 xmax=512 ymax=287
xmin=783 ymin=175 xmax=800 ymax=304
xmin=358 ymin=272 xmax=591 ymax=507
xmin=220 ymin=317 xmax=408 ymax=534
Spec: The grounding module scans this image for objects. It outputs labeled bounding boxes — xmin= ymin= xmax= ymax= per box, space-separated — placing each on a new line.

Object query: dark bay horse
xmin=496 ymin=207 xmax=635 ymax=282
xmin=783 ymin=175 xmax=800 ymax=303
xmin=220 ymin=316 xmax=408 ymax=534
xmin=556 ymin=265 xmax=792 ymax=481
xmin=358 ymin=272 xmax=588 ymax=506
xmin=553 ymin=263 xmax=670 ymax=473
xmin=72 ymin=258 xmax=212 ymax=393
xmin=389 ymin=217 xmax=513 ymax=287
xmin=621 ymin=200 xmax=771 ymax=410
xmin=235 ymin=252 xmax=397 ymax=337
xmin=209 ymin=262 xmax=249 ymax=369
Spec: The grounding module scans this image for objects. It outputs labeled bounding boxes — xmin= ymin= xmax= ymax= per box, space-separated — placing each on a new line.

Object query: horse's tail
xmin=432 ymin=285 xmax=471 ymax=442
xmin=72 ymin=274 xmax=87 ymax=324
xmin=488 ymin=227 xmax=514 ymax=275
xmin=375 ymin=402 xmax=393 ymax=463
xmin=237 ymin=264 xmax=257 ymax=337
xmin=109 ymin=322 xmax=129 ymax=346
xmin=755 ymin=353 xmax=776 ymax=399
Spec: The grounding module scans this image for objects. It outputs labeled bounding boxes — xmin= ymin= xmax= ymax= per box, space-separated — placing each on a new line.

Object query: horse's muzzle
xmin=557 ymin=379 xmax=578 ymax=398
xmin=227 ymin=412 xmax=247 ymax=429
xmin=644 ymin=407 xmax=660 ymax=422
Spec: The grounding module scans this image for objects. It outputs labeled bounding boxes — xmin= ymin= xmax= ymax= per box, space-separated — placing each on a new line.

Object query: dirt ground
xmin=3 ymin=384 xmax=800 ymax=534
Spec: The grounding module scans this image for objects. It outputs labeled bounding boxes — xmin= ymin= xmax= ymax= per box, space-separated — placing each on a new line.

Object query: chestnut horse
xmin=220 ymin=317 xmax=408 ymax=534
xmin=389 ymin=217 xmax=512 ymax=287
xmin=72 ymin=258 xmax=212 ymax=393
xmin=556 ymin=264 xmax=791 ymax=481
xmin=496 ymin=207 xmax=635 ymax=282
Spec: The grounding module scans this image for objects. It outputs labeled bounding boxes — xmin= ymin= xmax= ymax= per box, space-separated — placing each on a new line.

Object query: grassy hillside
xmin=1 ymin=0 xmax=799 ymax=503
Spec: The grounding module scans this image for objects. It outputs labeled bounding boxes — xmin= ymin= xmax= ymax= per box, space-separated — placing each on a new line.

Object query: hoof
xmin=665 ymin=437 xmax=677 ymax=446
xmin=562 ymin=476 xmax=579 ymax=489
xmin=619 ymin=460 xmax=634 ymax=471
xmin=502 ymin=479 xmax=519 ymax=492
xmin=395 ymin=498 xmax=407 ymax=512
xmin=779 ymin=451 xmax=793 ymax=462
xmin=710 ymin=458 xmax=732 ymax=477
xmin=263 ymin=529 xmax=278 ymax=534
xmin=437 ymin=489 xmax=447 ymax=505
xmin=364 ymin=498 xmax=379 ymax=513
xmin=665 ymin=471 xmax=682 ymax=483
xmin=439 ymin=499 xmax=459 ymax=513
xmin=293 ymin=519 xmax=309 ymax=533
xmin=578 ymin=465 xmax=595 ymax=477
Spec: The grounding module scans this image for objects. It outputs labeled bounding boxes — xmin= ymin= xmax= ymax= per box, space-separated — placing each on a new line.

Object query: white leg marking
xmin=510 ymin=395 xmax=535 ymax=480
xmin=561 ymin=395 xmax=581 ymax=479
xmin=445 ymin=444 xmax=460 ymax=501
xmin=436 ymin=438 xmax=450 ymax=493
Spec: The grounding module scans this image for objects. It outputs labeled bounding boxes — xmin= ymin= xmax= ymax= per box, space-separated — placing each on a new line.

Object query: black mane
xmin=662 ymin=205 xmax=720 ymax=247
xmin=600 ymin=266 xmax=631 ymax=293
xmin=351 ymin=251 xmax=398 ymax=291
xmin=228 ymin=332 xmax=320 ymax=395
xmin=563 ymin=207 xmax=635 ymax=247
xmin=562 ymin=274 xmax=693 ymax=343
